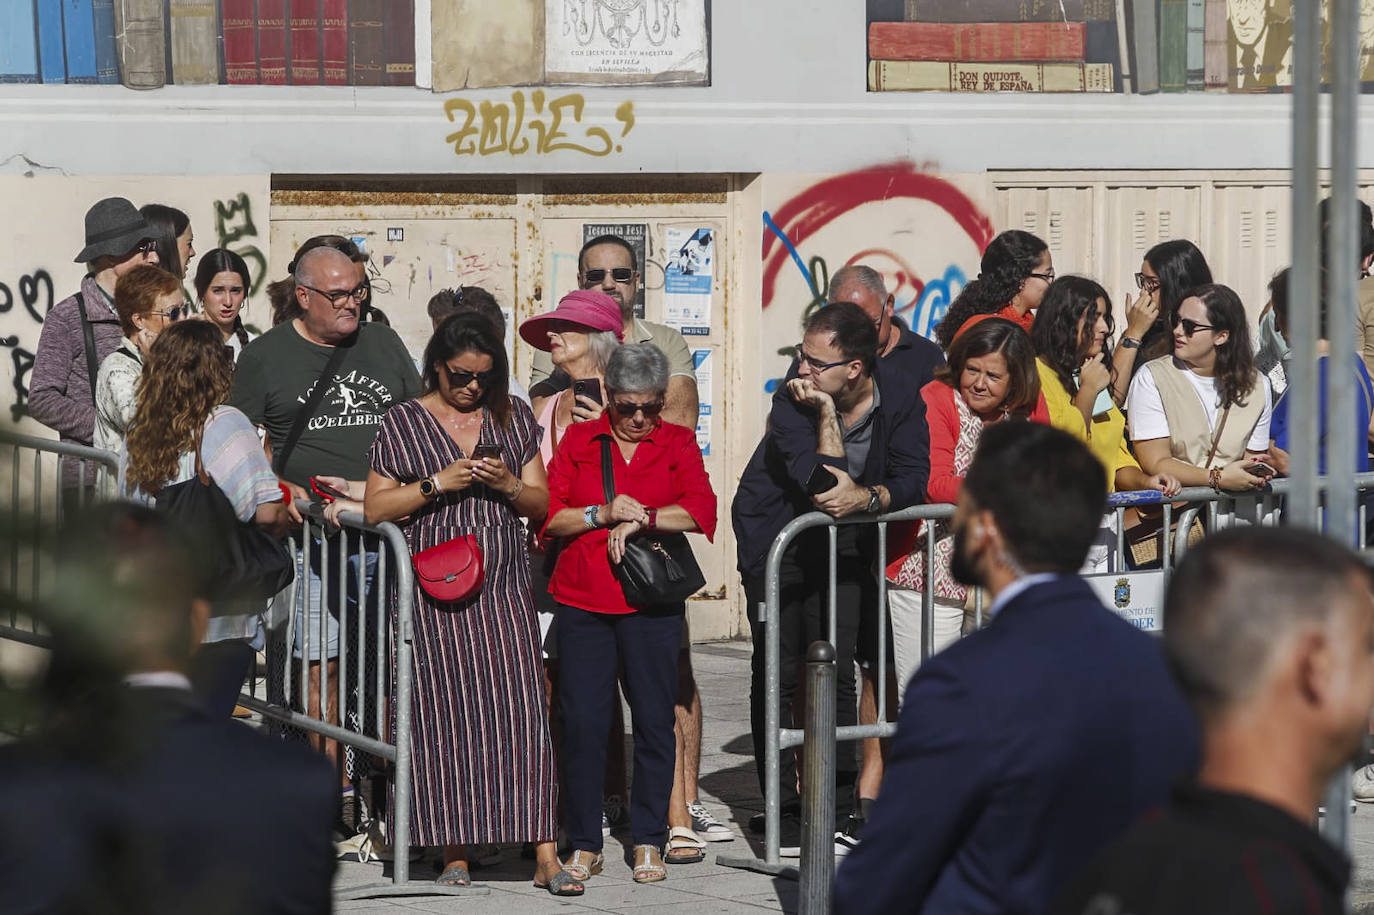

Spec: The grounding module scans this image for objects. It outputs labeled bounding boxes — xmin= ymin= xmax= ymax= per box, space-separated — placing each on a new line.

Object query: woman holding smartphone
xmin=1126 ymin=283 xmax=1273 ymax=493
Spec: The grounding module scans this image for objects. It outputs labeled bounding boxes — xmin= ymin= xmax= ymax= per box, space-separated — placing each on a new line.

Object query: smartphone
xmin=309 ymin=476 xmax=349 ymax=502
xmin=572 ymin=378 xmax=603 ymax=406
xmin=1072 ymin=371 xmax=1116 ymax=418
xmin=472 ymin=443 xmax=502 ymax=461
xmin=1242 ymin=462 xmax=1275 ymax=477
xmin=806 ymin=464 xmax=839 ymax=496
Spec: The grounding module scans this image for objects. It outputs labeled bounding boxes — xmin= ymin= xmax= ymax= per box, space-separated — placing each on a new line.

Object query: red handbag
xmin=411 ymin=534 xmax=484 ymax=603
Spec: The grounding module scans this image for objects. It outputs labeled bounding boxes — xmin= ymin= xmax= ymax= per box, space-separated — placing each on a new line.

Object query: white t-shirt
xmin=1127 ymin=363 xmax=1272 ymax=453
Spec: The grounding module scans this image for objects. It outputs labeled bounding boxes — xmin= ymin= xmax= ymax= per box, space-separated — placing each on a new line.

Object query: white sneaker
xmin=1353 ymin=764 xmax=1374 ymax=802
xmin=687 ymin=802 xmax=735 ymax=842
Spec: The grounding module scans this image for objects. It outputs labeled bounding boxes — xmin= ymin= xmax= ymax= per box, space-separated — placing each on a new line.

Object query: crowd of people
xmin=9 ymin=191 xmax=1374 ymax=911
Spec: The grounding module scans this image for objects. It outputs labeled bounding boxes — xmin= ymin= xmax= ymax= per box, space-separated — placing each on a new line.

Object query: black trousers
xmin=746 ymin=527 xmax=873 ymax=818
xmin=190 ymin=639 xmax=256 ymax=718
xmin=558 ymin=602 xmax=683 ymax=851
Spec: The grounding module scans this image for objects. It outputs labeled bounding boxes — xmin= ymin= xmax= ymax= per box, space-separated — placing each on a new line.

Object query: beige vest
xmin=1143 ymin=356 xmax=1264 ymax=469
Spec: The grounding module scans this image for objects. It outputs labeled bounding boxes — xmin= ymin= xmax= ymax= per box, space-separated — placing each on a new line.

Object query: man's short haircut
xmin=114 ymin=265 xmax=183 ymax=336
xmin=293 ymin=245 xmax=352 ymax=286
xmin=427 ymin=286 xmax=505 ymax=336
xmin=828 ymin=265 xmax=887 ymax=301
xmin=805 ymin=301 xmax=879 ymax=374
xmin=961 ymin=423 xmax=1106 ymax=574
xmin=1164 ymin=527 xmax=1373 ymax=717
xmin=578 ymin=234 xmax=637 ymax=273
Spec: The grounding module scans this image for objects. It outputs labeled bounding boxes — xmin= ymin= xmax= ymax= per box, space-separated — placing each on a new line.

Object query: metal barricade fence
xmin=0 ymin=432 xmax=476 ymax=899
xmin=717 ymin=472 xmax=1374 ymax=878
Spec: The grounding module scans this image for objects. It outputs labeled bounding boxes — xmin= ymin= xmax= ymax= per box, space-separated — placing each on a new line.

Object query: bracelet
xmin=432 ymin=474 xmax=444 ymax=494
xmin=1208 ymin=467 xmax=1222 ymax=492
xmin=507 ymin=479 xmax=525 ymax=501
xmin=646 ymin=507 xmax=658 ymax=530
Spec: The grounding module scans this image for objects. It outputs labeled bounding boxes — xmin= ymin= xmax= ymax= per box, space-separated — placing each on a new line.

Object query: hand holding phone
xmin=571 ymin=378 xmax=602 ymax=406
xmin=472 ymin=443 xmax=502 ymax=461
xmin=806 ymin=464 xmax=839 ymax=496
xmin=1242 ymin=461 xmax=1275 ymax=478
xmin=309 ymin=475 xmax=350 ymax=502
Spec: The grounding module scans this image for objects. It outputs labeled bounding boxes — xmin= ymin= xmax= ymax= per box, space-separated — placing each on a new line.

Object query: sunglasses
xmin=147 ymin=306 xmax=185 ymax=321
xmin=1173 ymin=316 xmax=1215 ymax=337
xmin=611 ymin=399 xmax=664 ymax=418
xmin=583 ymin=267 xmax=634 ymax=284
xmin=1134 ymin=272 xmax=1162 ymax=293
xmin=444 ymin=365 xmax=498 ymax=389
xmin=300 ymin=282 xmax=371 ymax=308
xmin=136 ymin=239 xmax=157 ymax=255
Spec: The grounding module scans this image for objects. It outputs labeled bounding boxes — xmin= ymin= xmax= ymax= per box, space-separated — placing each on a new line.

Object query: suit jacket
xmin=834 ymin=576 xmax=1199 ymax=915
xmin=0 ymin=686 xmax=337 ymax=915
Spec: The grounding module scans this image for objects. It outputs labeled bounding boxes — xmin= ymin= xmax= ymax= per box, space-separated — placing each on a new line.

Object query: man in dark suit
xmin=834 ymin=423 xmax=1199 ymax=915
xmin=1056 ymin=528 xmax=1373 ymax=915
xmin=0 ymin=504 xmax=337 ymax=915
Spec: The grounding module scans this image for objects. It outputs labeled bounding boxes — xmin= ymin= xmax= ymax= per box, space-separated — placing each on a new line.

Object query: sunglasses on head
xmin=583 ymin=267 xmax=634 ymax=284
xmin=611 ymin=399 xmax=664 ymax=418
xmin=444 ymin=365 xmax=498 ymax=389
xmin=1173 ymin=316 xmax=1215 ymax=337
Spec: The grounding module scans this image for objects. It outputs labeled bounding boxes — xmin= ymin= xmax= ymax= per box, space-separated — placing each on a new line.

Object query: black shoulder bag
xmin=272 ymin=336 xmax=353 ymax=477
xmin=599 ymin=437 xmax=705 ymax=606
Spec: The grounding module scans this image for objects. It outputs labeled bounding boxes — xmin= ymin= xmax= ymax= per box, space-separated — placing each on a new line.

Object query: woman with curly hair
xmin=933 ymin=229 xmax=1052 ymax=350
xmin=1033 ymin=277 xmax=1180 ymax=571
xmin=125 ymin=320 xmax=290 ymax=715
xmin=1112 ymin=239 xmax=1213 ymax=403
xmin=1126 ymin=283 xmax=1273 ymax=493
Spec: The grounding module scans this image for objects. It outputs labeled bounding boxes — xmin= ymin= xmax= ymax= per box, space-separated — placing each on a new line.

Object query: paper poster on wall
xmin=1085 ymin=572 xmax=1164 ymax=634
xmin=545 ymin=0 xmax=710 ymax=86
xmin=693 ymin=348 xmax=712 ymax=455
xmin=664 ymin=227 xmax=713 ymax=336
xmin=582 ymin=222 xmax=646 ymax=318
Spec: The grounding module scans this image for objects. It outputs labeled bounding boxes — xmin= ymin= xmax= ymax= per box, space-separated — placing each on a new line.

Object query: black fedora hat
xmin=73 ymin=197 xmax=154 ymax=263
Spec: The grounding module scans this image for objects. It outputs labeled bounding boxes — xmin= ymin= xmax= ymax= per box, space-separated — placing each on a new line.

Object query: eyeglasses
xmin=1173 ymin=316 xmax=1215 ymax=337
xmin=1135 ymin=272 xmax=1162 ymax=293
xmin=1028 ymin=270 xmax=1056 ymax=283
xmin=795 ymin=344 xmax=851 ymax=373
xmin=300 ymin=282 xmax=371 ymax=308
xmin=147 ymin=306 xmax=185 ymax=321
xmin=612 ymin=400 xmax=664 ymax=418
xmin=583 ymin=267 xmax=634 ymax=284
xmin=444 ymin=365 xmax=498 ymax=389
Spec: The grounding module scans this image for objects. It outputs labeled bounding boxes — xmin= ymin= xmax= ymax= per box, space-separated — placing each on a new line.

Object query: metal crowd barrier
xmin=0 ymin=432 xmax=475 ymax=899
xmin=718 ymin=472 xmax=1374 ymax=881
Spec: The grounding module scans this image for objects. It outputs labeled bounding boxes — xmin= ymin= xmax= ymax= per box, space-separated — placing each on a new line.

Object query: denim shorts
xmin=290 ymin=533 xmax=378 ymax=662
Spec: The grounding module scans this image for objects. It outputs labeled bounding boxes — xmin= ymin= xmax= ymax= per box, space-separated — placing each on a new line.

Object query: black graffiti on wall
xmin=0 ymin=269 xmax=54 ymax=421
xmin=214 ymin=193 xmax=267 ymax=297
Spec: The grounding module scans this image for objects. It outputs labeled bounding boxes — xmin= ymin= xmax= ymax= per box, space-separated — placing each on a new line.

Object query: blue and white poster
xmin=693 ymin=348 xmax=712 ymax=455
xmin=664 ymin=226 xmax=713 ymax=336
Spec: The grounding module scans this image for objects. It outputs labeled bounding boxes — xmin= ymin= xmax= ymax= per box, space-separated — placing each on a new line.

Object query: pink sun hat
xmin=519 ymin=289 xmax=625 ymax=351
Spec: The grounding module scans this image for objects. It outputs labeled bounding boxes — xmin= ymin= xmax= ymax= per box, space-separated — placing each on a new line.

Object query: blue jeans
xmin=291 ymin=530 xmax=378 ymax=661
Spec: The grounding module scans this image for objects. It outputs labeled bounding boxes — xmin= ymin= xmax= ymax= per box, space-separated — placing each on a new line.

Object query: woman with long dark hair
xmin=123 ymin=320 xmax=289 ymax=716
xmin=933 ymin=229 xmax=1052 ymax=350
xmin=194 ymin=248 xmax=255 ymax=358
xmin=364 ymin=314 xmax=575 ymax=895
xmin=1126 ymin=283 xmax=1272 ymax=492
xmin=1034 ymin=276 xmax=1179 ymax=571
xmin=138 ymin=203 xmax=195 ymax=280
xmin=1112 ymin=239 xmax=1213 ymax=402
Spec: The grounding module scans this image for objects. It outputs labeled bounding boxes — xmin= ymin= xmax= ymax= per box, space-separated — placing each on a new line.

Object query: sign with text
xmin=1086 ymin=571 xmax=1164 ymax=634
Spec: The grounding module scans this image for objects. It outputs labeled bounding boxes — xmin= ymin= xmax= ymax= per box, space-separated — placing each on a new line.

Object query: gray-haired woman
xmin=541 ymin=343 xmax=718 ymax=885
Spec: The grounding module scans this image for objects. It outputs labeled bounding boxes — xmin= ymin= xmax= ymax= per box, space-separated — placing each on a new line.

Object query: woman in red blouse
xmin=542 ymin=343 xmax=717 ymax=885
xmin=886 ymin=319 xmax=1046 ymax=702
xmin=933 ymin=230 xmax=1053 ymax=349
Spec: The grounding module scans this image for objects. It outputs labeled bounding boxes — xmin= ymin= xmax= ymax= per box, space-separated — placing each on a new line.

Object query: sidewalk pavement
xmin=333 ymin=639 xmax=1374 ymax=915
xmin=335 ymin=641 xmax=795 ymax=914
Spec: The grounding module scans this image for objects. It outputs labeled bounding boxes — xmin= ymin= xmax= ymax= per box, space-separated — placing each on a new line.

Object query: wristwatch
xmin=419 ymin=476 xmax=440 ymax=500
xmin=865 ymin=486 xmax=881 ymax=514
xmin=1120 ymin=336 xmax=1142 ymax=349
xmin=646 ymin=507 xmax=658 ymax=530
xmin=584 ymin=505 xmax=602 ymax=529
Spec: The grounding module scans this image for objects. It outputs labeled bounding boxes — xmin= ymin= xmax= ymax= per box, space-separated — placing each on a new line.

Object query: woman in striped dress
xmin=364 ymin=314 xmax=577 ymax=896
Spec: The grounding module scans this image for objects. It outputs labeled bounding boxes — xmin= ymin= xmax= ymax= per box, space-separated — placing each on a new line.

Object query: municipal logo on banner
xmin=1086 ymin=571 xmax=1164 ymax=634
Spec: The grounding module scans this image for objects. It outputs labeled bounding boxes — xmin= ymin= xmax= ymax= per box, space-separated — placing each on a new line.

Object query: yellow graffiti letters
xmin=443 ymin=91 xmax=632 ymax=158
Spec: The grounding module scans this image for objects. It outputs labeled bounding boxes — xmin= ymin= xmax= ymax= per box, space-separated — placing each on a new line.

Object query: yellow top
xmin=1035 ymin=358 xmax=1139 ymax=492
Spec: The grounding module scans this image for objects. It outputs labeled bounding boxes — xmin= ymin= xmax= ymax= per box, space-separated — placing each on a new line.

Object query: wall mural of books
xmin=866 ymin=0 xmax=1374 ymax=94
xmin=0 ymin=0 xmax=710 ymax=89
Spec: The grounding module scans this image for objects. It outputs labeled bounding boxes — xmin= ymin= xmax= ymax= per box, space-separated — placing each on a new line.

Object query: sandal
xmin=435 ymin=862 xmax=471 ymax=887
xmin=663 ymin=826 xmax=706 ymax=865
xmin=632 ymin=844 xmax=667 ymax=883
xmin=534 ymin=868 xmax=585 ymax=897
xmin=562 ymin=849 xmax=604 ymax=882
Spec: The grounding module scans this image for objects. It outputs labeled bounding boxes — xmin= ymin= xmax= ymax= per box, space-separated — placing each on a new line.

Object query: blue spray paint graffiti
xmin=897 ymin=264 xmax=967 ymax=339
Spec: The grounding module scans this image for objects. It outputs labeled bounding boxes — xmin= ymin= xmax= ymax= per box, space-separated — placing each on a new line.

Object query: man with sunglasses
xmin=732 ymin=301 xmax=930 ymax=855
xmin=32 ymin=197 xmax=159 ymax=499
xmin=231 ymin=245 xmax=420 ymax=816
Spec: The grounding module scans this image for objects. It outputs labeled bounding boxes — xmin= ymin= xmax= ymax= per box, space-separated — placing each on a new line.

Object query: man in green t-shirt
xmin=230 ymin=245 xmax=419 ymax=803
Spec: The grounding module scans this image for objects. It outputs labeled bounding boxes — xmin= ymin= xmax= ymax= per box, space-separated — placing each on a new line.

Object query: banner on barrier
xmin=1087 ymin=571 xmax=1165 ymax=634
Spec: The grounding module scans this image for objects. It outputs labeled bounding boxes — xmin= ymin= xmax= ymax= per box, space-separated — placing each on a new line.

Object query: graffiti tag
xmin=213 ymin=192 xmax=268 ymax=297
xmin=444 ymin=92 xmax=635 ymax=158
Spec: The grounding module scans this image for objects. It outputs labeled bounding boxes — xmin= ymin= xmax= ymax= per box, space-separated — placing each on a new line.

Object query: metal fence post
xmin=799 ymin=640 xmax=836 ymax=915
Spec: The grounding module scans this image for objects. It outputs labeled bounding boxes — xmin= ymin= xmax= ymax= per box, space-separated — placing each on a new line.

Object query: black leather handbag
xmin=600 ymin=438 xmax=705 ymax=607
